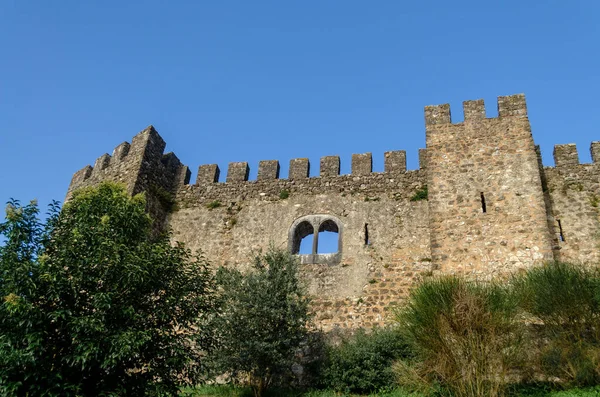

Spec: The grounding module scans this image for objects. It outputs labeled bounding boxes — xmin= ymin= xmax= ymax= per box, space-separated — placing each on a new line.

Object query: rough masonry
xmin=66 ymin=94 xmax=600 ymax=332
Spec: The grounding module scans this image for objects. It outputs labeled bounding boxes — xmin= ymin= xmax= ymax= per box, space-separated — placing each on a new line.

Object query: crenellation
xmin=131 ymin=125 xmax=166 ymax=159
xmin=112 ymin=141 xmax=130 ymax=161
xmin=351 ymin=153 xmax=372 ymax=175
xmin=70 ymin=165 xmax=93 ymax=186
xmin=497 ymin=93 xmax=527 ymax=118
xmin=65 ymin=93 xmax=600 ymax=332
xmin=463 ymin=99 xmax=486 ymax=121
xmin=590 ymin=142 xmax=600 ymax=163
xmin=418 ymin=148 xmax=427 ymax=170
xmin=289 ymin=158 xmax=310 ymax=179
xmin=424 ymin=103 xmax=451 ymax=125
xmin=258 ymin=160 xmax=280 ymax=180
xmin=384 ymin=150 xmax=406 ymax=173
xmin=226 ymin=162 xmax=250 ymax=182
xmin=177 ymin=166 xmax=191 ymax=186
xmin=320 ymin=156 xmax=340 ymax=177
xmin=196 ymin=164 xmax=220 ymax=184
xmin=93 ymin=154 xmax=111 ymax=175
xmin=161 ymin=152 xmax=187 ymax=187
xmin=553 ymin=144 xmax=580 ymax=167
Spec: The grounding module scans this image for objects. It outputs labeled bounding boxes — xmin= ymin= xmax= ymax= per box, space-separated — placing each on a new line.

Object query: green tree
xmin=209 ymin=248 xmax=312 ymax=397
xmin=0 ymin=183 xmax=216 ymax=396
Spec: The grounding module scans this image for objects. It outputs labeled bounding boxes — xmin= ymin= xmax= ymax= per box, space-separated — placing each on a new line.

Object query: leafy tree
xmin=209 ymin=248 xmax=312 ymax=397
xmin=0 ymin=183 xmax=216 ymax=396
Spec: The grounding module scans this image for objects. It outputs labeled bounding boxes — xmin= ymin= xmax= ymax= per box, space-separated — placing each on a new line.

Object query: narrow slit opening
xmin=364 ymin=223 xmax=370 ymax=245
xmin=558 ymin=219 xmax=566 ymax=242
xmin=480 ymin=192 xmax=487 ymax=213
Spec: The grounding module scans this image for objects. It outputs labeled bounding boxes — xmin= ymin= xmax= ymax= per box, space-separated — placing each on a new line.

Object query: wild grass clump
xmin=319 ymin=327 xmax=412 ymax=394
xmin=394 ymin=276 xmax=525 ymax=397
xmin=513 ymin=262 xmax=600 ymax=386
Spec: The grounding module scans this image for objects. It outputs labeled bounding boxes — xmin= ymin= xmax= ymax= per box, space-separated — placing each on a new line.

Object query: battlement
xmin=550 ymin=142 xmax=600 ymax=168
xmin=192 ymin=150 xmax=425 ymax=185
xmin=424 ymin=94 xmax=527 ymax=125
xmin=65 ymin=93 xmax=600 ymax=331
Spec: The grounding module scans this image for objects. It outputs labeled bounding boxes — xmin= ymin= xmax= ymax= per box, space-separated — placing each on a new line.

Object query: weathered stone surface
xmin=66 ymin=94 xmax=600 ymax=331
xmin=351 ymin=153 xmax=372 ymax=175
xmin=257 ymin=160 xmax=280 ymax=180
xmin=197 ymin=164 xmax=220 ymax=184
xmin=426 ymin=94 xmax=554 ymax=275
xmin=384 ymin=151 xmax=406 ymax=173
xmin=289 ymin=158 xmax=310 ymax=180
xmin=320 ymin=156 xmax=340 ymax=177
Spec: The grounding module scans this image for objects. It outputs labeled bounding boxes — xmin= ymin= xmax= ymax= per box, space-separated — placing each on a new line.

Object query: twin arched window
xmin=288 ymin=215 xmax=342 ymax=265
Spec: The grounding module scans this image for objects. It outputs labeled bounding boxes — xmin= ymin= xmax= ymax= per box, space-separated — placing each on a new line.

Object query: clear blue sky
xmin=1 ymin=1 xmax=599 ymax=214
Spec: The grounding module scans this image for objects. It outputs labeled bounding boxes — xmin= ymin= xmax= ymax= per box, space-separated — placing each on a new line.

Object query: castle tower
xmin=425 ymin=94 xmax=554 ymax=275
xmin=66 ymin=126 xmax=191 ymax=231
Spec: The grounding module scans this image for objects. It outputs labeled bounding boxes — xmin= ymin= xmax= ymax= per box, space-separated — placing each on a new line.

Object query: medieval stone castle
xmin=67 ymin=94 xmax=600 ymax=331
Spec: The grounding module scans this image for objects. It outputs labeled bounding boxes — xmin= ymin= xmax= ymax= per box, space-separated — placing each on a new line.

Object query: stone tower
xmin=425 ymin=95 xmax=554 ymax=275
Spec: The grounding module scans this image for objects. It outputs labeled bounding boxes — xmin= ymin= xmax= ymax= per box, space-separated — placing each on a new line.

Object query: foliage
xmin=279 ymin=190 xmax=290 ymax=200
xmin=206 ymin=200 xmax=222 ymax=210
xmin=208 ymin=248 xmax=312 ymax=397
xmin=394 ymin=276 xmax=524 ymax=397
xmin=0 ymin=183 xmax=216 ymax=396
xmin=409 ymin=186 xmax=428 ymax=202
xmin=319 ymin=327 xmax=412 ymax=394
xmin=182 ymin=384 xmax=422 ymax=396
xmin=148 ymin=183 xmax=177 ymax=212
xmin=513 ymin=262 xmax=600 ymax=386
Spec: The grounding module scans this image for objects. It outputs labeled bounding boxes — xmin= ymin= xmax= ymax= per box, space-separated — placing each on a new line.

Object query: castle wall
xmin=66 ymin=126 xmax=190 ymax=231
xmin=170 ymin=162 xmax=431 ymax=331
xmin=425 ymin=95 xmax=554 ymax=275
xmin=64 ymin=94 xmax=600 ymax=331
xmin=543 ymin=143 xmax=600 ymax=264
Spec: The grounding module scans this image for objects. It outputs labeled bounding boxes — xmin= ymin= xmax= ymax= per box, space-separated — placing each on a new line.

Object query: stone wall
xmin=170 ymin=168 xmax=430 ymax=331
xmin=425 ymin=95 xmax=554 ymax=276
xmin=543 ymin=143 xmax=600 ymax=264
xmin=66 ymin=126 xmax=190 ymax=231
xmin=65 ymin=94 xmax=600 ymax=331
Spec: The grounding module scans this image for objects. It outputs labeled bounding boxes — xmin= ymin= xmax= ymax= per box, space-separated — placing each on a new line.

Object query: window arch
xmin=291 ymin=220 xmax=314 ymax=254
xmin=288 ymin=215 xmax=343 ymax=265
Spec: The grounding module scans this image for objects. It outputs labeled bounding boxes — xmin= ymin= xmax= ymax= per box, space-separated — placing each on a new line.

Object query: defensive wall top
xmin=68 ymin=94 xmax=600 ymax=194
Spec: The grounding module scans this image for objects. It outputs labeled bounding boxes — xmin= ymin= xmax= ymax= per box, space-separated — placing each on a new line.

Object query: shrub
xmin=279 ymin=190 xmax=290 ymax=200
xmin=208 ymin=248 xmax=312 ymax=397
xmin=394 ymin=276 xmax=524 ymax=397
xmin=410 ymin=186 xmax=428 ymax=202
xmin=206 ymin=200 xmax=222 ymax=209
xmin=320 ymin=327 xmax=411 ymax=394
xmin=513 ymin=262 xmax=600 ymax=386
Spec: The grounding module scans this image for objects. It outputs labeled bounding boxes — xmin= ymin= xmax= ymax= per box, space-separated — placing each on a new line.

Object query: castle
xmin=67 ymin=94 xmax=600 ymax=331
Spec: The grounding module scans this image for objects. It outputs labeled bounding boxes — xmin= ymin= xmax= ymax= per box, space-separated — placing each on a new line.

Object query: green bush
xmin=208 ymin=248 xmax=312 ymax=397
xmin=320 ymin=327 xmax=412 ymax=394
xmin=0 ymin=183 xmax=217 ymax=396
xmin=394 ymin=276 xmax=524 ymax=397
xmin=513 ymin=262 xmax=600 ymax=386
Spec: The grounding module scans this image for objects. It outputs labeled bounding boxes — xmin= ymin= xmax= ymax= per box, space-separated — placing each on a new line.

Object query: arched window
xmin=317 ymin=219 xmax=339 ymax=254
xmin=288 ymin=215 xmax=342 ymax=265
xmin=291 ymin=221 xmax=315 ymax=254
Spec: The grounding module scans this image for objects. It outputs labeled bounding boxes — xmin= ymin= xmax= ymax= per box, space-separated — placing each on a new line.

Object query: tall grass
xmin=394 ymin=277 xmax=525 ymax=397
xmin=513 ymin=262 xmax=600 ymax=386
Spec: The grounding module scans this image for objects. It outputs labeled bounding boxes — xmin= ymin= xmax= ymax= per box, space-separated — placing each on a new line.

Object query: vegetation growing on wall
xmin=409 ymin=186 xmax=428 ymax=202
